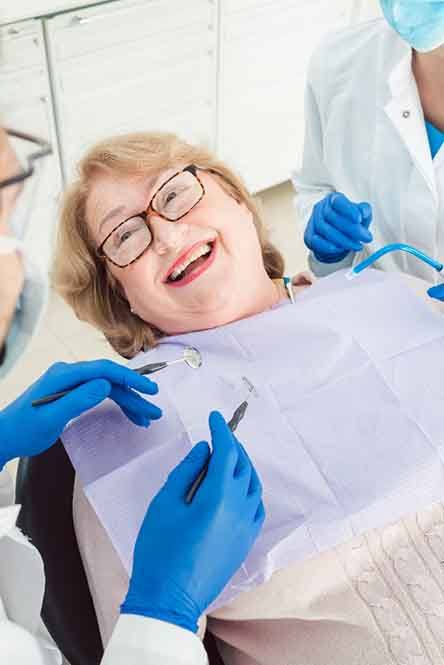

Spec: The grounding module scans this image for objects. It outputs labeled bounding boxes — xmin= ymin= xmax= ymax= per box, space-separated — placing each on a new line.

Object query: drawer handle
xmin=7 ymin=28 xmax=20 ymax=35
xmin=69 ymin=7 xmax=130 ymax=27
xmin=69 ymin=15 xmax=95 ymax=27
xmin=69 ymin=2 xmax=158 ymax=28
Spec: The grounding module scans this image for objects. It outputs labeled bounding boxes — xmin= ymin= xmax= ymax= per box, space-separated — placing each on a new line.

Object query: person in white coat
xmin=0 ymin=127 xmax=27 ymax=353
xmin=0 ymin=126 xmax=52 ymax=377
xmin=293 ymin=0 xmax=444 ymax=301
xmin=0 ymin=360 xmax=265 ymax=665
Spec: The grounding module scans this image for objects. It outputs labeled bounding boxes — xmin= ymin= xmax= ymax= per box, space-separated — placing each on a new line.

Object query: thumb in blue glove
xmin=304 ymin=192 xmax=373 ymax=264
xmin=0 ymin=360 xmax=161 ymax=469
xmin=121 ymin=410 xmax=265 ymax=632
xmin=428 ymin=284 xmax=444 ymax=301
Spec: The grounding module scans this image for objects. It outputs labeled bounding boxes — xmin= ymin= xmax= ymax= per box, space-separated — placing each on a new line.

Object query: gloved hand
xmin=304 ymin=192 xmax=373 ymax=263
xmin=121 ymin=410 xmax=265 ymax=633
xmin=0 ymin=360 xmax=161 ymax=469
xmin=428 ymin=284 xmax=444 ymax=301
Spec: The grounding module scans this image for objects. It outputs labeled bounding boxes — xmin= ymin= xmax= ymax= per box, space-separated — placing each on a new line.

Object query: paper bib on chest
xmin=62 ymin=270 xmax=444 ymax=609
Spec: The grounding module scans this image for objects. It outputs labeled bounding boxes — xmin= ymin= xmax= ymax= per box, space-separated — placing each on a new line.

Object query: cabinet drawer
xmin=46 ymin=0 xmax=217 ymax=178
xmin=0 ymin=1 xmax=109 ymax=25
xmin=57 ymin=28 xmax=214 ymax=97
xmin=47 ymin=0 xmax=214 ymax=61
xmin=0 ymin=20 xmax=46 ymax=74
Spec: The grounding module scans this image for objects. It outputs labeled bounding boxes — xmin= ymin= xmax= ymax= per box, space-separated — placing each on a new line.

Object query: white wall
xmin=1 ymin=0 xmax=384 ymax=274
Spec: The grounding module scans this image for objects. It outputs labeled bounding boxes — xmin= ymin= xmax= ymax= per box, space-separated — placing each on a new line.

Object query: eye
xmin=120 ymin=230 xmax=133 ymax=243
xmin=112 ymin=217 xmax=146 ymax=247
xmin=165 ymin=191 xmax=177 ymax=205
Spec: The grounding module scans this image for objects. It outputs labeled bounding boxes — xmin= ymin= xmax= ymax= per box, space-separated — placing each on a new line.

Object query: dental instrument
xmin=135 ymin=346 xmax=202 ymax=375
xmin=283 ymin=277 xmax=296 ymax=304
xmin=185 ymin=377 xmax=257 ymax=504
xmin=31 ymin=346 xmax=202 ymax=407
xmin=347 ymin=243 xmax=444 ymax=279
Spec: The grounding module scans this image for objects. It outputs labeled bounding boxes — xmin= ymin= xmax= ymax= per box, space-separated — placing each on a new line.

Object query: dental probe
xmin=347 ymin=243 xmax=444 ymax=278
xmin=31 ymin=347 xmax=202 ymax=407
xmin=185 ymin=377 xmax=256 ymax=504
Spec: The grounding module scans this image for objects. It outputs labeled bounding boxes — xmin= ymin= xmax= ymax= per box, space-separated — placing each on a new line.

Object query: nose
xmin=149 ymin=214 xmax=188 ymax=255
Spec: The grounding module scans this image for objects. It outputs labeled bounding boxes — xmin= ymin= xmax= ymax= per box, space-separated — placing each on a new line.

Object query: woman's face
xmin=86 ymin=167 xmax=271 ymax=334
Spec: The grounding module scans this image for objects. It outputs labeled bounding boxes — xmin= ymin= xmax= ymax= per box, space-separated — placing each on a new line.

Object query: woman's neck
xmin=413 ymin=46 xmax=444 ymax=131
xmin=243 ymin=276 xmax=288 ymax=317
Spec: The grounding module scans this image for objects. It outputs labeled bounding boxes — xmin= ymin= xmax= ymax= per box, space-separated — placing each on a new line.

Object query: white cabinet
xmin=0 ymin=0 xmax=378 ymax=275
xmin=217 ymin=0 xmax=354 ymax=193
xmin=44 ymin=0 xmax=218 ymax=180
xmin=0 ymin=19 xmax=62 ymax=273
xmin=0 ymin=1 xmax=109 ymax=26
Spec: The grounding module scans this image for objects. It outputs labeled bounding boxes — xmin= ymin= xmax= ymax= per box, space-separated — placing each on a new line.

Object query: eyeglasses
xmin=97 ymin=164 xmax=216 ymax=268
xmin=0 ymin=129 xmax=52 ymax=190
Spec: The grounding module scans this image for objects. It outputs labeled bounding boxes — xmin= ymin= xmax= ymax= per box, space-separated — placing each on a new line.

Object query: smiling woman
xmin=54 ymin=132 xmax=284 ymax=357
xmin=53 ymin=128 xmax=444 ymax=665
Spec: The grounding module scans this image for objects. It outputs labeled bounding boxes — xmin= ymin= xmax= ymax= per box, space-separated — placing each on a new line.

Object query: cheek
xmin=225 ymin=216 xmax=263 ymax=262
xmin=110 ymin=260 xmax=155 ymax=302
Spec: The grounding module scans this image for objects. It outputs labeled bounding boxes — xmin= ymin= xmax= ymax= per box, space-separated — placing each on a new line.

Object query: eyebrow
xmin=98 ymin=205 xmax=126 ymax=234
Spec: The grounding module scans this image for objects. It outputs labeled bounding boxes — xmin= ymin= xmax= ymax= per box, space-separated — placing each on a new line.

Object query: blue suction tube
xmin=350 ymin=243 xmax=444 ymax=276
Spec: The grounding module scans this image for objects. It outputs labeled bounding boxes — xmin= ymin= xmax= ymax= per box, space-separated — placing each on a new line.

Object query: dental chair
xmin=16 ymin=442 xmax=225 ymax=665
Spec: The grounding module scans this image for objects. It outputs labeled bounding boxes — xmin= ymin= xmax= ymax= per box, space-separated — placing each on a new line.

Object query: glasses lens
xmin=103 ymin=216 xmax=151 ymax=266
xmin=152 ymin=170 xmax=203 ymax=220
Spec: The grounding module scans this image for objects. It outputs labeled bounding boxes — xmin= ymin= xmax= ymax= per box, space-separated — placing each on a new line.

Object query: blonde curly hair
xmin=53 ymin=132 xmax=284 ymax=358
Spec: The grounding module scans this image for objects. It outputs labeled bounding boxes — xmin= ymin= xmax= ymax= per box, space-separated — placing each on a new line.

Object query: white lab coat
xmin=293 ymin=18 xmax=444 ymax=283
xmin=0 ymin=469 xmax=207 ymax=665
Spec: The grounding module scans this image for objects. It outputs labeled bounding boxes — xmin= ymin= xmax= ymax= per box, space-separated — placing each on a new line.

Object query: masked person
xmin=295 ymin=0 xmax=444 ymax=301
xmin=0 ymin=127 xmax=25 ymax=358
xmin=0 ymin=127 xmax=51 ymax=371
xmin=0 ymin=360 xmax=264 ymax=664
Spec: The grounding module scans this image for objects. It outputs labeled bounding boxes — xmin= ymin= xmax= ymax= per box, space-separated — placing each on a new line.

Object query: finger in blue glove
xmin=428 ymin=284 xmax=444 ymax=301
xmin=304 ymin=192 xmax=373 ymax=264
xmin=0 ymin=360 xmax=161 ymax=469
xmin=121 ymin=410 xmax=265 ymax=633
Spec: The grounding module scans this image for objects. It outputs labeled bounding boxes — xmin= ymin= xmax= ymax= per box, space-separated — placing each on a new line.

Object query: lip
xmin=166 ymin=240 xmax=217 ymax=288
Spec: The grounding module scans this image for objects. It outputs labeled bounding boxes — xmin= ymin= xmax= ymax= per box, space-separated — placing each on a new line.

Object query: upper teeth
xmin=169 ymin=244 xmax=211 ymax=281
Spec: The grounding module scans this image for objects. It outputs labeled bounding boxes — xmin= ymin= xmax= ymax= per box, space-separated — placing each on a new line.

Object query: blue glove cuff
xmin=122 ymin=577 xmax=202 ymax=634
xmin=120 ymin=601 xmax=199 ymax=633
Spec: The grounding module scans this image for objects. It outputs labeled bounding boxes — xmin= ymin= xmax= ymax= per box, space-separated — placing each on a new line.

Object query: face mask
xmin=380 ymin=0 xmax=444 ymax=52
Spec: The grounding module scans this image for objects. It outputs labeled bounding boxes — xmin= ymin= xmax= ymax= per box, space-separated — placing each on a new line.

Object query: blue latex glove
xmin=304 ymin=192 xmax=373 ymax=263
xmin=428 ymin=284 xmax=444 ymax=301
xmin=0 ymin=360 xmax=161 ymax=469
xmin=121 ymin=410 xmax=265 ymax=633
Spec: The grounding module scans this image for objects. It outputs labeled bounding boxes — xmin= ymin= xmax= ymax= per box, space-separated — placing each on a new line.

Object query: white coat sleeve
xmin=0 ymin=468 xmax=62 ymax=665
xmin=0 ymin=465 xmax=15 ymax=507
xmin=292 ymin=46 xmax=354 ymax=277
xmin=101 ymin=615 xmax=208 ymax=665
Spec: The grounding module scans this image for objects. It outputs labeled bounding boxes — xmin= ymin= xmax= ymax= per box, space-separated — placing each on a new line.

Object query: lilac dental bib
xmin=62 ymin=270 xmax=444 ymax=610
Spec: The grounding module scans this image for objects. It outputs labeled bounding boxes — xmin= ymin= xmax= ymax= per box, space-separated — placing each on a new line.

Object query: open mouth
xmin=166 ymin=241 xmax=216 ymax=287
